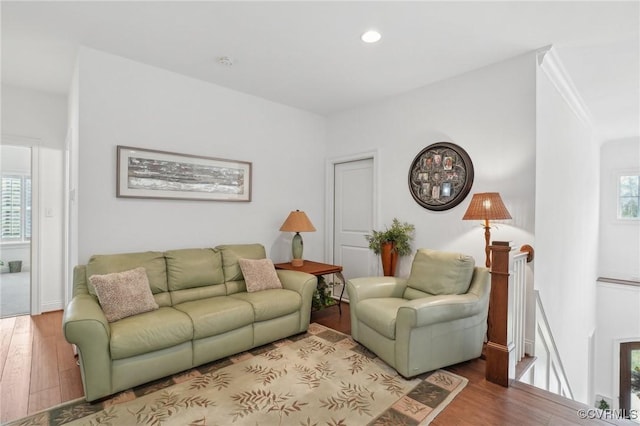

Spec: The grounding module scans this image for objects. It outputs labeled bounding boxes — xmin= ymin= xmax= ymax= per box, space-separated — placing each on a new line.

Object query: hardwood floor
xmin=0 ymin=311 xmax=83 ymax=423
xmin=0 ymin=305 xmax=634 ymax=424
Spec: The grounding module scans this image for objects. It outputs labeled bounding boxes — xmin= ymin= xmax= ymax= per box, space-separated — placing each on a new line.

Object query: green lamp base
xmin=291 ymin=232 xmax=304 ymax=266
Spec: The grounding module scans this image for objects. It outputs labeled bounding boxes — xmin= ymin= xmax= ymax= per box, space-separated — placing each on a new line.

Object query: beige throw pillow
xmin=89 ymin=267 xmax=159 ymax=322
xmin=238 ymin=258 xmax=283 ymax=293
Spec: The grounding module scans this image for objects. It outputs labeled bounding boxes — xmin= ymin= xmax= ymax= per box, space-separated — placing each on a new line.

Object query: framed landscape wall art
xmin=408 ymin=142 xmax=474 ymax=211
xmin=116 ymin=146 xmax=252 ymax=201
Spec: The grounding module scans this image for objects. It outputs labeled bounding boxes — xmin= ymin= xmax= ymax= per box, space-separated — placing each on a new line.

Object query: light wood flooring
xmin=0 ymin=306 xmax=634 ymax=425
xmin=0 ymin=311 xmax=83 ymax=423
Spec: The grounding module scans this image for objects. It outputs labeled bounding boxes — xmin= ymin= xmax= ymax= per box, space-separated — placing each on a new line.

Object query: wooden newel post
xmin=485 ymin=241 xmax=516 ymax=387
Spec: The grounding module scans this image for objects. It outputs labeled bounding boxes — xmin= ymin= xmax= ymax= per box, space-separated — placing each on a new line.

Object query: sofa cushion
xmin=357 ymin=298 xmax=408 ymax=340
xmin=89 ymin=267 xmax=159 ymax=322
xmin=86 ymin=251 xmax=167 ymax=295
xmin=406 ymin=249 xmax=475 ymax=296
xmin=174 ymin=296 xmax=254 ymax=339
xmin=109 ymin=307 xmax=193 ymax=360
xmin=165 ymin=248 xmax=225 ymax=291
xmin=217 ymin=244 xmax=267 ymax=282
xmin=230 ymin=289 xmax=301 ymax=322
xmin=238 ymin=258 xmax=282 ymax=293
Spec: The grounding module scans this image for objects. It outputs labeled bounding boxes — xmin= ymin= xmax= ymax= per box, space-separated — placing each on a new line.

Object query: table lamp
xmin=462 ymin=192 xmax=512 ymax=268
xmin=279 ymin=210 xmax=316 ymax=267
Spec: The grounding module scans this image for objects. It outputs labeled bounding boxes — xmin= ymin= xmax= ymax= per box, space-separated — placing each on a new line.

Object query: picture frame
xmin=408 ymin=142 xmax=474 ymax=211
xmin=116 ymin=146 xmax=252 ymax=201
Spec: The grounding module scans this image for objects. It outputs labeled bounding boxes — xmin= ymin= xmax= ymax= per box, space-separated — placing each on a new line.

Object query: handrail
xmin=597 ymin=277 xmax=640 ymax=288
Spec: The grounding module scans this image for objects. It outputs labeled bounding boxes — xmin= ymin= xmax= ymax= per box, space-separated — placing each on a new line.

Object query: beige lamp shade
xmin=280 ymin=210 xmax=315 ymax=267
xmin=279 ymin=210 xmax=316 ymax=232
xmin=462 ymin=193 xmax=511 ymax=268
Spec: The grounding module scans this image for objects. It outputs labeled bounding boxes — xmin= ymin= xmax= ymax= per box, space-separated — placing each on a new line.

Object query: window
xmin=619 ymin=175 xmax=640 ymax=220
xmin=1 ymin=175 xmax=31 ymax=242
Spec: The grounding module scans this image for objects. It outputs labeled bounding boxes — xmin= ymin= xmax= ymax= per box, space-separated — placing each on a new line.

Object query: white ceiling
xmin=2 ymin=1 xmax=639 ymax=140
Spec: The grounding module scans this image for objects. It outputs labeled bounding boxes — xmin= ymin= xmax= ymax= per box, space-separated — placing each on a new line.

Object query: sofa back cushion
xmin=404 ymin=249 xmax=475 ymax=298
xmin=217 ymin=243 xmax=267 ymax=294
xmin=86 ymin=251 xmax=168 ymax=296
xmin=165 ymin=248 xmax=225 ymax=291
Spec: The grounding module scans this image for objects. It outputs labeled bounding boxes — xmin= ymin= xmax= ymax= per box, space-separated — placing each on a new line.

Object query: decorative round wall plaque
xmin=408 ymin=142 xmax=474 ymax=211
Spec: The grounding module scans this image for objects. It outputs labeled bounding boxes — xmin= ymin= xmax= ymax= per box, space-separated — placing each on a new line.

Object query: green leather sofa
xmin=63 ymin=243 xmax=317 ymax=401
xmin=347 ymin=248 xmax=490 ymax=378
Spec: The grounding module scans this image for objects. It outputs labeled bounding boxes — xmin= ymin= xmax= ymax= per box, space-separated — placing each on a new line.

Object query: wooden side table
xmin=274 ymin=260 xmax=347 ymax=314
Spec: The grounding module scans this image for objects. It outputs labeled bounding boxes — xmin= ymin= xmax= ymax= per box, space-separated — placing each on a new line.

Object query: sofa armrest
xmin=63 ymin=294 xmax=112 ymax=401
xmin=276 ymin=270 xmax=317 ymax=331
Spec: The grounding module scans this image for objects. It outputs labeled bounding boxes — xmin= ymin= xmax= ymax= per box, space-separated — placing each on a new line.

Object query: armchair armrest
xmin=63 ymin=294 xmax=112 ymax=401
xmin=397 ymin=267 xmax=490 ymax=328
xmin=346 ymin=277 xmax=407 ymax=304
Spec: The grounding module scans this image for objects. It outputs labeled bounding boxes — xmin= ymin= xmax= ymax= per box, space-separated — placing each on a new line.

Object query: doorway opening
xmin=620 ymin=341 xmax=640 ymax=422
xmin=0 ymin=145 xmax=32 ymax=317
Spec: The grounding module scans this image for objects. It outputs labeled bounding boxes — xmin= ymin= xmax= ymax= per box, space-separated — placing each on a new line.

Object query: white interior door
xmin=332 ymin=158 xmax=375 ymax=299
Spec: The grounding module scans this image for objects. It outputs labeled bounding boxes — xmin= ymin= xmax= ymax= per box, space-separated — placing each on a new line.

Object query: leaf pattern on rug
xmin=367 ymin=372 xmax=405 ymax=396
xmin=430 ymin=371 xmax=454 ymax=387
xmin=343 ymin=352 xmax=370 ymax=374
xmin=127 ymin=391 xmax=212 ymax=425
xmin=230 ymin=390 xmax=307 ymax=423
xmin=370 ymin=409 xmax=416 ymax=426
xmin=85 ymin=407 xmax=118 ymax=426
xmin=296 ymin=337 xmax=336 ymax=359
xmin=262 ymin=348 xmax=285 ymax=361
xmin=189 ymin=371 xmax=231 ymax=391
xmin=245 ymin=364 xmax=287 ymax=385
xmin=294 ymin=361 xmax=336 ymax=388
xmin=319 ymin=381 xmax=375 ymax=416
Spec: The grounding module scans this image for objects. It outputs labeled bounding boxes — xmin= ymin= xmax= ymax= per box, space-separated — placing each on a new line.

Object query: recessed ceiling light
xmin=361 ymin=30 xmax=382 ymax=43
xmin=217 ymin=56 xmax=234 ymax=66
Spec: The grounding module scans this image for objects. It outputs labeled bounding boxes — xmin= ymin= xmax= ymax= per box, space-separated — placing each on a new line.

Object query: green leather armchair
xmin=347 ymin=249 xmax=490 ymax=378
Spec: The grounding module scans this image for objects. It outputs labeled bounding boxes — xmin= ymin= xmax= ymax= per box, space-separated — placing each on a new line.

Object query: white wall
xmin=73 ymin=48 xmax=326 ymax=264
xmin=599 ymin=137 xmax=640 ymax=281
xmin=535 ymin=50 xmax=599 ymax=403
xmin=326 ymin=53 xmax=536 ymax=275
xmin=1 ymin=85 xmax=67 ymax=312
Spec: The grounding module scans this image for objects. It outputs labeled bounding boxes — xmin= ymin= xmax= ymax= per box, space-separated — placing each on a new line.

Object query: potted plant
xmin=8 ymin=260 xmax=22 ymax=273
xmin=365 ymin=218 xmax=415 ymax=276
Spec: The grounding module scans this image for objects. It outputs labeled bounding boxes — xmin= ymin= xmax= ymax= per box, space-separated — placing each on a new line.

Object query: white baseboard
xmin=41 ymin=300 xmax=64 ymax=312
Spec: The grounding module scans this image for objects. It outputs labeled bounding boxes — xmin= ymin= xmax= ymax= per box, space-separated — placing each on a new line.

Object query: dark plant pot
xmin=380 ymin=242 xmax=398 ymax=277
xmin=8 ymin=260 xmax=22 ymax=273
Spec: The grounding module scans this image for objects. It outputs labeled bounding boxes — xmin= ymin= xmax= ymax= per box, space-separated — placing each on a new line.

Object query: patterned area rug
xmin=7 ymin=324 xmax=467 ymax=426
